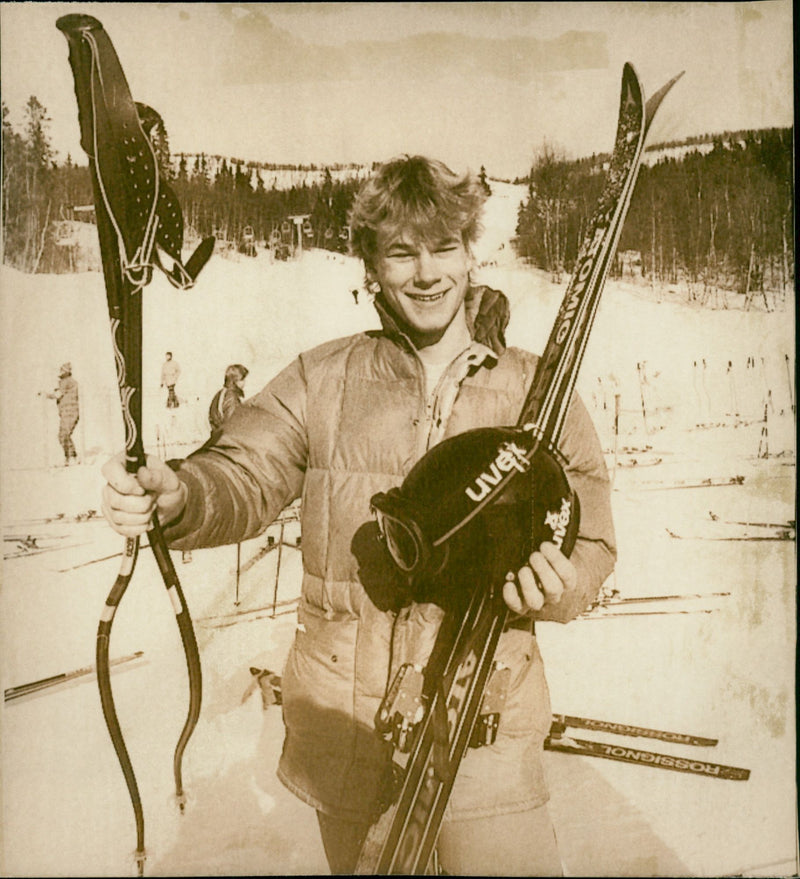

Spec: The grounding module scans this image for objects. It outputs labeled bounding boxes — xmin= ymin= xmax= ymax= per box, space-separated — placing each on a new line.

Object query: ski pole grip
xmin=56 ymin=14 xmax=104 ymax=37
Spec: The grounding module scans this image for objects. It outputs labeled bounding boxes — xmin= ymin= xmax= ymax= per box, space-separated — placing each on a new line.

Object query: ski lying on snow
xmin=637 ymin=475 xmax=745 ymax=491
xmin=666 ymin=527 xmax=795 ymax=542
xmin=582 ymin=608 xmax=715 ymax=619
xmin=613 ymin=456 xmax=663 ymax=468
xmin=550 ymin=714 xmax=717 ymax=746
xmin=544 ymin=734 xmax=750 ymax=780
xmin=4 ymin=540 xmax=91 ymax=560
xmin=196 ymin=596 xmax=300 ymax=625
xmin=4 ymin=651 xmax=145 ymax=702
xmin=594 ymin=591 xmax=730 ymax=607
xmin=6 ymin=509 xmax=102 ymax=527
xmin=204 ymin=605 xmax=299 ymax=628
xmin=708 ymin=511 xmax=795 ymax=529
xmin=57 ymin=550 xmax=125 ymax=572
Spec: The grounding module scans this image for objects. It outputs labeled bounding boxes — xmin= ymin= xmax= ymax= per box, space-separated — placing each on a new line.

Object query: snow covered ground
xmin=0 ymin=182 xmax=796 ymax=877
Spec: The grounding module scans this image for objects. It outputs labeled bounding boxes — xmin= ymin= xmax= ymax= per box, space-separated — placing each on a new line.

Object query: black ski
xmin=5 ymin=652 xmax=145 ymax=702
xmin=550 ymin=714 xmax=717 ymax=747
xmin=544 ymin=734 xmax=750 ymax=781
xmin=356 ymin=63 xmax=683 ymax=874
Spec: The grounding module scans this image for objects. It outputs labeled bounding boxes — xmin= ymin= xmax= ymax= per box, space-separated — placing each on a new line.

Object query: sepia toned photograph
xmin=0 ymin=2 xmax=795 ymax=876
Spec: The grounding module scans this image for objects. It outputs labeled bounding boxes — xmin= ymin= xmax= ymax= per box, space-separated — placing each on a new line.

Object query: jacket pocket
xmin=284 ymin=604 xmax=359 ymax=727
xmin=491 ymin=628 xmax=552 ymax=739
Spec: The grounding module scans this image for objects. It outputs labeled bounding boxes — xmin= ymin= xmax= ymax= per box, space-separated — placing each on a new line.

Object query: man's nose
xmin=414 ymin=248 xmax=440 ymax=287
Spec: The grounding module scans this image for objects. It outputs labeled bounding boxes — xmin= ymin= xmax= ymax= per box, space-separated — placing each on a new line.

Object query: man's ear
xmin=365 ymin=267 xmax=381 ymax=294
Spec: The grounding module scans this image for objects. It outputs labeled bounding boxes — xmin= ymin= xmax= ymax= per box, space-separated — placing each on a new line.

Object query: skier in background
xmin=43 ymin=362 xmax=80 ymax=466
xmin=160 ymin=351 xmax=181 ymax=408
xmin=100 ymin=156 xmax=615 ymax=875
xmin=208 ymin=364 xmax=249 ymax=437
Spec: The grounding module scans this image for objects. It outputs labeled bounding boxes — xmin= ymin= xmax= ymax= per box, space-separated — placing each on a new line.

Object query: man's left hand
xmin=502 ymin=541 xmax=577 ymax=615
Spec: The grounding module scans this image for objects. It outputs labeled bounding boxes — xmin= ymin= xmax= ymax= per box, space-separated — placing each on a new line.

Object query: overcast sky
xmin=0 ymin=1 xmax=794 ymax=179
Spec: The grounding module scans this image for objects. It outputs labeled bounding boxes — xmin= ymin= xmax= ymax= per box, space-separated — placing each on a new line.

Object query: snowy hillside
xmin=170 ymin=155 xmax=371 ymax=191
xmin=0 ymin=181 xmax=796 ymax=877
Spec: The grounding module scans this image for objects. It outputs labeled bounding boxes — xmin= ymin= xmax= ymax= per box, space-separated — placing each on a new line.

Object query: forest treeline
xmin=1 ymin=98 xmax=365 ymax=272
xmin=2 ymin=95 xmax=794 ymax=301
xmin=170 ymin=151 xmax=363 ymax=257
xmin=515 ymin=128 xmax=794 ymax=298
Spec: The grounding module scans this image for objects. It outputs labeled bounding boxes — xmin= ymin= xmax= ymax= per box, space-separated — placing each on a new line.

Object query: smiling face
xmin=371 ymin=229 xmax=473 ymax=347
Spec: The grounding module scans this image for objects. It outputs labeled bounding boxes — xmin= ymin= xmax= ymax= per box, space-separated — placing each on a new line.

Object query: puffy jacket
xmin=165 ymin=285 xmax=616 ymax=821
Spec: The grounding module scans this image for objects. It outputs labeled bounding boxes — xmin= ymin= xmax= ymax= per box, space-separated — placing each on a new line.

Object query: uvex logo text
xmin=465 ymin=442 xmax=530 ymax=503
xmin=544 ymin=497 xmax=572 ymax=549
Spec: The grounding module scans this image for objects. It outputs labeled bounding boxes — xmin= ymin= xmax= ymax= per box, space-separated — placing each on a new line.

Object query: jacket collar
xmin=373 ymin=284 xmax=510 ymax=357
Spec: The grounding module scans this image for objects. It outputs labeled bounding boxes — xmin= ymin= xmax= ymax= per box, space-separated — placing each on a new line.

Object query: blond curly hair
xmin=348 ymin=155 xmax=487 ymax=269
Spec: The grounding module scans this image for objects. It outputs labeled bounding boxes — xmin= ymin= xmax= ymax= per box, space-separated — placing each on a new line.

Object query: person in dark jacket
xmin=100 ymin=156 xmax=615 ymax=875
xmin=208 ymin=364 xmax=249 ymax=434
xmin=45 ymin=362 xmax=80 ymax=465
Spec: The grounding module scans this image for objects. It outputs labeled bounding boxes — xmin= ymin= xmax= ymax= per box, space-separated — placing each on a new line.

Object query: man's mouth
xmin=406 ymin=290 xmax=447 ymax=303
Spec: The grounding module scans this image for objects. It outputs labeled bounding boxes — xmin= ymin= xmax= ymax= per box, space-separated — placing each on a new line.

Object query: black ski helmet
xmin=370 ymin=426 xmax=580 ymax=602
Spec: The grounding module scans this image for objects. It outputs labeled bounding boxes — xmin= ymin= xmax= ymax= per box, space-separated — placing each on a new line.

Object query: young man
xmin=45 ymin=362 xmax=80 ymax=465
xmin=101 ymin=156 xmax=615 ymax=875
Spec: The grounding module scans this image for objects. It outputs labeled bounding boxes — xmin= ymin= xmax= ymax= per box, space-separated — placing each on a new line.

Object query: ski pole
xmin=272 ymin=521 xmax=285 ymax=618
xmin=637 ymin=362 xmax=650 ymax=434
xmin=235 ymin=543 xmax=241 ymax=606
xmin=57 ymin=13 xmax=213 ymax=873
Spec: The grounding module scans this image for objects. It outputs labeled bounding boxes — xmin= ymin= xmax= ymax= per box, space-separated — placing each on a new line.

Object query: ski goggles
xmin=370 ymin=488 xmax=447 ymax=577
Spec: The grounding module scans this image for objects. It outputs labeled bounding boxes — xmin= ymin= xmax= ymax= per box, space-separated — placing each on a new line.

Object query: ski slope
xmin=0 ymin=182 xmax=796 ymax=877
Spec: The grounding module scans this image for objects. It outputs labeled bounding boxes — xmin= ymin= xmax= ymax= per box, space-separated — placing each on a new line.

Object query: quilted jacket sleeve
xmin=163 ymin=357 xmax=309 ymax=550
xmin=533 ymin=391 xmax=617 ymax=623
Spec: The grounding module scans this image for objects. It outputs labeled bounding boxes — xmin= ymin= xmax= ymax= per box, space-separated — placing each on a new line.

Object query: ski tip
xmin=622 ymin=61 xmax=639 ymax=80
xmin=644 ymin=69 xmax=685 ymax=133
xmin=621 ymin=62 xmax=643 ymax=98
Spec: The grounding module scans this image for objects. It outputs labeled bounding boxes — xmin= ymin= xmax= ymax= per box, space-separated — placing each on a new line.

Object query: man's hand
xmin=502 ymin=541 xmax=577 ymax=616
xmin=101 ymin=452 xmax=187 ymax=538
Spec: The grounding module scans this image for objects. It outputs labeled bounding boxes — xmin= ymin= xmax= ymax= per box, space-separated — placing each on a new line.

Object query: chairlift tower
xmin=288 ymin=214 xmax=310 ymax=258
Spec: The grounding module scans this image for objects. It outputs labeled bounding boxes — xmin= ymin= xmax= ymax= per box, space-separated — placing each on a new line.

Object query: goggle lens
xmin=375 ymin=509 xmax=421 ymax=572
